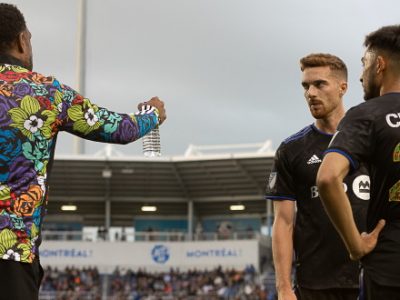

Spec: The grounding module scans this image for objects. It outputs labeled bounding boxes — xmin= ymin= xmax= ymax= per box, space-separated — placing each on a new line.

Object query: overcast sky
xmin=5 ymin=0 xmax=400 ymax=156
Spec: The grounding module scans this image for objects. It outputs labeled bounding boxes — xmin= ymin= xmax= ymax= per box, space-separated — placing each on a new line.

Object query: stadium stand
xmin=38 ymin=143 xmax=276 ymax=299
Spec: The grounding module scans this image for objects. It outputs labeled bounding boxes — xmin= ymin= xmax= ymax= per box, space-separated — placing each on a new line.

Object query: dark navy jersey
xmin=266 ymin=124 xmax=369 ymax=289
xmin=327 ymin=92 xmax=400 ymax=286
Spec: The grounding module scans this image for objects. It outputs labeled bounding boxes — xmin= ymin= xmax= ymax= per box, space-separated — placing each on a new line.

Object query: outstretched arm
xmin=56 ymin=82 xmax=166 ymax=144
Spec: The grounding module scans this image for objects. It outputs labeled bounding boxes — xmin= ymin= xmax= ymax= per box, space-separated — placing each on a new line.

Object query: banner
xmin=40 ymin=240 xmax=259 ymax=273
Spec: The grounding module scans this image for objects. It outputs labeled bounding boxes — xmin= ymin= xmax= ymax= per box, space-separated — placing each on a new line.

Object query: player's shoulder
xmin=346 ymin=94 xmax=395 ymax=118
xmin=282 ymin=125 xmax=314 ymax=146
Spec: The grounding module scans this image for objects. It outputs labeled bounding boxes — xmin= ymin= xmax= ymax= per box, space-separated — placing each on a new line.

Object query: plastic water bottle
xmin=142 ymin=127 xmax=161 ymax=157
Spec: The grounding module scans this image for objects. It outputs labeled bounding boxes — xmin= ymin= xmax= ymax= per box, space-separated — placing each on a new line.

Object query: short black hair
xmin=364 ymin=25 xmax=400 ymax=58
xmin=0 ymin=3 xmax=26 ymax=52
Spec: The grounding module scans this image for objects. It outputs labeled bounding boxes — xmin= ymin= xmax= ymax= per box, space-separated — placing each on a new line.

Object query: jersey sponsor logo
xmin=268 ymin=172 xmax=277 ymax=190
xmin=386 ymin=113 xmax=400 ymax=128
xmin=393 ymin=143 xmax=400 ymax=162
xmin=311 ymin=183 xmax=347 ymax=198
xmin=311 ymin=185 xmax=318 ymax=198
xmin=307 ymin=154 xmax=322 ymax=165
xmin=352 ymin=175 xmax=370 ymax=200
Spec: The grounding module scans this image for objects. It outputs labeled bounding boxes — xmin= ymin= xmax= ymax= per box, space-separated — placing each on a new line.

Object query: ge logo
xmin=352 ymin=175 xmax=370 ymax=201
xmin=151 ymin=245 xmax=170 ymax=264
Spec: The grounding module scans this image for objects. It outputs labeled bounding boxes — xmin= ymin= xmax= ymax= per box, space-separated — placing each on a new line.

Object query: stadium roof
xmin=47 ymin=144 xmax=275 ymax=227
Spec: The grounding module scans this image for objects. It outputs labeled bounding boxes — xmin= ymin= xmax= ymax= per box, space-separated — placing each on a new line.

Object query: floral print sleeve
xmin=55 ymin=82 xmax=159 ymax=143
xmin=0 ymin=63 xmax=159 ymax=264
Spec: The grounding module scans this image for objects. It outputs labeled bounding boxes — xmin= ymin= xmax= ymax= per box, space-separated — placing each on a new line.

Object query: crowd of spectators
xmin=39 ymin=265 xmax=276 ymax=300
xmin=109 ymin=265 xmax=273 ymax=299
xmin=40 ymin=266 xmax=102 ymax=300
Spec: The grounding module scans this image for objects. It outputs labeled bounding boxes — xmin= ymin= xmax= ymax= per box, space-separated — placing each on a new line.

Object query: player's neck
xmin=380 ymin=77 xmax=400 ymax=96
xmin=314 ymin=107 xmax=345 ymax=134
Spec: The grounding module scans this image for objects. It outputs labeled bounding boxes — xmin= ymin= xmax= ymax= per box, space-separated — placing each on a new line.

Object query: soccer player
xmin=317 ymin=25 xmax=400 ymax=299
xmin=266 ymin=53 xmax=369 ymax=300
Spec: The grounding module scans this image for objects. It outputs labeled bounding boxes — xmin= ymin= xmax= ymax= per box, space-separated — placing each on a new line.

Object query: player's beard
xmin=310 ymin=108 xmax=325 ymax=119
xmin=363 ymin=63 xmax=380 ymax=101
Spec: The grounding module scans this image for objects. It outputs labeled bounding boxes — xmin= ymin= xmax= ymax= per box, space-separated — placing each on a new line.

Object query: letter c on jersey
xmin=386 ymin=113 xmax=400 ymax=128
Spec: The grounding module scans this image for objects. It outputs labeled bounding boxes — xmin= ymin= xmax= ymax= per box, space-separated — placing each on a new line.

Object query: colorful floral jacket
xmin=0 ymin=60 xmax=159 ymax=263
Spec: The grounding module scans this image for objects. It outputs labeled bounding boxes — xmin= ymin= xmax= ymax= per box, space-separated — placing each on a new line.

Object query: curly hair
xmin=300 ymin=53 xmax=348 ymax=81
xmin=0 ymin=3 xmax=26 ymax=53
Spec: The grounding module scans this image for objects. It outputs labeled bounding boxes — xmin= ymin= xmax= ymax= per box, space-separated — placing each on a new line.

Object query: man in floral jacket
xmin=0 ymin=3 xmax=166 ymax=299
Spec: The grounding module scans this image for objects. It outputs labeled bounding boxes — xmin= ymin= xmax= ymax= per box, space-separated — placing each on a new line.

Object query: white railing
xmin=184 ymin=140 xmax=274 ymax=157
xmin=41 ymin=230 xmax=263 ymax=242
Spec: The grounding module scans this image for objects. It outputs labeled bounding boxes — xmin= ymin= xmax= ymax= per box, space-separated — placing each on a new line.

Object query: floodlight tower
xmin=74 ymin=0 xmax=87 ymax=154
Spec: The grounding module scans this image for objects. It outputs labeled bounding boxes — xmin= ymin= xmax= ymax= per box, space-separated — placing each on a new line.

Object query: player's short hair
xmin=364 ymin=25 xmax=400 ymax=65
xmin=0 ymin=3 xmax=27 ymax=53
xmin=300 ymin=53 xmax=348 ymax=81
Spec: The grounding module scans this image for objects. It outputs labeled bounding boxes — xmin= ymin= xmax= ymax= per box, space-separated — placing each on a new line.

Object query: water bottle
xmin=143 ymin=127 xmax=161 ymax=157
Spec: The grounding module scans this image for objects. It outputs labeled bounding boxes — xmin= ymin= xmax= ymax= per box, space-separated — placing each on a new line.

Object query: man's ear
xmin=339 ymin=81 xmax=348 ymax=96
xmin=376 ymin=55 xmax=386 ymax=74
xmin=16 ymin=31 xmax=27 ymax=54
